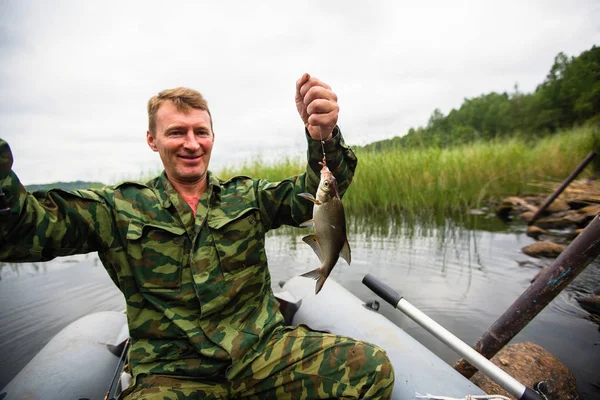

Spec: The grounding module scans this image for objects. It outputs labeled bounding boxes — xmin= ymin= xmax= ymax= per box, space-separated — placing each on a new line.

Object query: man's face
xmin=147 ymin=101 xmax=214 ymax=184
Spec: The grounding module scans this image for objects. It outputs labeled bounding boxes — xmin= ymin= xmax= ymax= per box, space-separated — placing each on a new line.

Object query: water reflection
xmin=267 ymin=211 xmax=533 ymax=321
xmin=0 ymin=253 xmax=101 ymax=281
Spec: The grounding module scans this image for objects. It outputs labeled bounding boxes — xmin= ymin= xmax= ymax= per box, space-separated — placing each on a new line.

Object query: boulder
xmin=565 ymin=229 xmax=582 ymax=240
xmin=522 ymin=241 xmax=566 ymax=258
xmin=496 ymin=197 xmax=538 ymax=219
xmin=545 ymin=199 xmax=571 ymax=213
xmin=520 ymin=211 xmax=534 ymax=224
xmin=575 ymin=204 xmax=600 ymax=223
xmin=495 ymin=203 xmax=513 ymax=220
xmin=563 ymin=212 xmax=590 ymax=226
xmin=555 ymin=206 xmax=600 ymax=227
xmin=567 ymin=200 xmax=592 ymax=210
xmin=470 ymin=342 xmax=579 ymax=400
xmin=526 ymin=225 xmax=548 ymax=239
xmin=576 ymin=295 xmax=600 ymax=316
xmin=534 ymin=214 xmax=579 ymax=229
xmin=579 ymin=204 xmax=600 ymax=214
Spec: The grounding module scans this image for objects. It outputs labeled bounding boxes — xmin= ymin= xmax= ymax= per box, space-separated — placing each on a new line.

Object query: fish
xmin=297 ymin=159 xmax=351 ymax=294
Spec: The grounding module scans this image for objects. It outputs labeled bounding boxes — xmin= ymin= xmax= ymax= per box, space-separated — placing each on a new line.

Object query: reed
xmin=217 ymin=156 xmax=302 ymax=183
xmin=217 ymin=127 xmax=599 ymax=217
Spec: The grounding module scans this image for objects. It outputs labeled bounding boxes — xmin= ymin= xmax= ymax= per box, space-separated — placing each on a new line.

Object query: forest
xmin=360 ymin=45 xmax=600 ymax=152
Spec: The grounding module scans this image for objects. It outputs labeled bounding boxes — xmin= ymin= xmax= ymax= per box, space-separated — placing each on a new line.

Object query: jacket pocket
xmin=126 ymin=221 xmax=186 ymax=293
xmin=208 ymin=207 xmax=265 ymax=280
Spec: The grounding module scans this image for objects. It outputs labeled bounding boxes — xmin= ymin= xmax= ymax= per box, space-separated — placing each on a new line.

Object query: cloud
xmin=1 ymin=0 xmax=599 ymax=184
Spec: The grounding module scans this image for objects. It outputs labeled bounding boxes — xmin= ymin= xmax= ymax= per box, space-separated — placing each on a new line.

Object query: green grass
xmin=218 ymin=156 xmax=303 ymax=182
xmin=217 ymin=126 xmax=599 ymax=217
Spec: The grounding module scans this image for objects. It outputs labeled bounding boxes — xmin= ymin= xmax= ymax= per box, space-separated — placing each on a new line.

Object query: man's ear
xmin=146 ymin=131 xmax=158 ymax=152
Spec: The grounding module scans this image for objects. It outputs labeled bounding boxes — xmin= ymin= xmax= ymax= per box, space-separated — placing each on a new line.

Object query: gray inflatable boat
xmin=1 ymin=277 xmax=486 ymax=400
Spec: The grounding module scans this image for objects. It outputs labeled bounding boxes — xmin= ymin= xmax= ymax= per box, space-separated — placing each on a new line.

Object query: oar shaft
xmin=398 ymin=298 xmax=539 ymax=400
xmin=362 ymin=274 xmax=542 ymax=400
xmin=529 ymin=150 xmax=597 ymax=225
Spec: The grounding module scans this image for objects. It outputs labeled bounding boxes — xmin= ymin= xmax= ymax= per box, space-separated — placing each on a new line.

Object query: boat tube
xmin=1 ymin=311 xmax=128 ymax=400
xmin=2 ymin=278 xmax=486 ymax=399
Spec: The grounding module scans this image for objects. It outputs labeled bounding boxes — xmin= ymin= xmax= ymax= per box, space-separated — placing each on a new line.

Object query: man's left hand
xmin=295 ymin=73 xmax=339 ymax=141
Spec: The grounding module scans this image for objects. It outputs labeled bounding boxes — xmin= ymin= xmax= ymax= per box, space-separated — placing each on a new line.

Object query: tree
xmin=370 ymin=45 xmax=600 ymax=150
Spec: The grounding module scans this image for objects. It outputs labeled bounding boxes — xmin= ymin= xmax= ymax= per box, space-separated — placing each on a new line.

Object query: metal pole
xmin=362 ymin=274 xmax=543 ymax=400
xmin=529 ymin=151 xmax=597 ymax=225
xmin=455 ymin=214 xmax=600 ymax=378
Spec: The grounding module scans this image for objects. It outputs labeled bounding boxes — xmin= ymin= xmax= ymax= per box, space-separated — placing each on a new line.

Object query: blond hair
xmin=147 ymin=87 xmax=213 ymax=134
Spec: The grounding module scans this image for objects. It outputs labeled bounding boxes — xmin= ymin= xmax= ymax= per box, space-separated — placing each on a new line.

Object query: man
xmin=0 ymin=74 xmax=394 ymax=399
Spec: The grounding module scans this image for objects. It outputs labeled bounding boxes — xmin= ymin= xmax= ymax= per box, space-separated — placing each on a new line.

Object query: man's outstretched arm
xmin=0 ymin=138 xmax=116 ymax=262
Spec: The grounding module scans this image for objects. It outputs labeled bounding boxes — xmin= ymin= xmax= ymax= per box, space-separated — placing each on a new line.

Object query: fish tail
xmin=301 ymin=268 xmax=327 ymax=294
xmin=314 ymin=275 xmax=326 ymax=294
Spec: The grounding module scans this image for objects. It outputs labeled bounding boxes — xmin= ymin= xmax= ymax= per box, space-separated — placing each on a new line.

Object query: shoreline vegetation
xmin=218 ymin=126 xmax=599 ymax=218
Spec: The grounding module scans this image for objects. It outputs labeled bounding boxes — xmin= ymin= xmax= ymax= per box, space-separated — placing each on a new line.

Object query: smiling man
xmin=146 ymin=90 xmax=215 ymax=212
xmin=0 ymin=74 xmax=394 ymax=399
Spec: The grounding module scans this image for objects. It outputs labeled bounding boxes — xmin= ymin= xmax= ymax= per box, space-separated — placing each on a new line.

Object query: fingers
xmin=304 ymin=84 xmax=339 ymax=134
xmin=295 ymin=73 xmax=311 ymax=124
xmin=303 ymin=86 xmax=338 ymax=109
xmin=306 ymin=98 xmax=338 ymax=117
xmin=308 ymin=110 xmax=338 ymax=129
xmin=295 ymin=73 xmax=339 ymax=140
xmin=295 ymin=73 xmax=311 ymax=101
xmin=298 ymin=76 xmax=332 ymax=100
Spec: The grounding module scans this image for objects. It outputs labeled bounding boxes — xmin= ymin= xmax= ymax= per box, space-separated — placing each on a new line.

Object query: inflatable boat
xmin=1 ymin=276 xmax=488 ymax=400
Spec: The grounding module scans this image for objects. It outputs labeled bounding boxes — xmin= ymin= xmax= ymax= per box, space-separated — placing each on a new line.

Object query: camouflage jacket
xmin=0 ymin=128 xmax=357 ymax=382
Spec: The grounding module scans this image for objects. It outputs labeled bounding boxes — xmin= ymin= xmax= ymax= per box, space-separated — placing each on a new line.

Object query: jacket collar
xmin=153 ymin=171 xmax=221 ymax=209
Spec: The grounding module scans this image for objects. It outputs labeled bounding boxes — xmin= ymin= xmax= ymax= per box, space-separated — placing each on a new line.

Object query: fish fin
xmin=297 ymin=193 xmax=321 ymax=205
xmin=340 ymin=239 xmax=351 ymax=265
xmin=302 ymin=235 xmax=323 ymax=262
xmin=301 ymin=268 xmax=321 ymax=280
xmin=300 ymin=268 xmax=326 ymax=294
xmin=299 ymin=219 xmax=315 ymax=228
xmin=314 ymin=275 xmax=326 ymax=294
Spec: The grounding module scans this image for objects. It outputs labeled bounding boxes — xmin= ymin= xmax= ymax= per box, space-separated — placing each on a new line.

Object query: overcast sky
xmin=1 ymin=0 xmax=599 ymax=185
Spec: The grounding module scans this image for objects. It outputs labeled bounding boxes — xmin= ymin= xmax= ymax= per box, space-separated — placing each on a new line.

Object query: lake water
xmin=1 ymin=214 xmax=599 ymax=398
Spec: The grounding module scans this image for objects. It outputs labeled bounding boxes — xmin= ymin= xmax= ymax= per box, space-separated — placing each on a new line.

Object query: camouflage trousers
xmin=122 ymin=325 xmax=395 ymax=400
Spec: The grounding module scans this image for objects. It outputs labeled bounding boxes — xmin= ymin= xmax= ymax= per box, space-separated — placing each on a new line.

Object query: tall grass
xmin=218 ymin=156 xmax=303 ymax=182
xmin=217 ymin=126 xmax=599 ymax=217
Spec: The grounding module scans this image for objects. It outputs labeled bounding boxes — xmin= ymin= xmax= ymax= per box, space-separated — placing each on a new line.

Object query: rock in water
xmin=576 ymin=295 xmax=600 ymax=316
xmin=470 ymin=342 xmax=579 ymax=399
xmin=522 ymin=241 xmax=566 ymax=258
xmin=526 ymin=225 xmax=548 ymax=239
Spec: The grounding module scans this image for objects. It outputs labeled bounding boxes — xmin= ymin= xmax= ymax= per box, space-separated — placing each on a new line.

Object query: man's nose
xmin=183 ymin=130 xmax=200 ymax=150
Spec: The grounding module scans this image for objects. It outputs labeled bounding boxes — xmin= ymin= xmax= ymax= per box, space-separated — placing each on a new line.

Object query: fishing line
xmin=319 ymin=130 xmax=327 ymax=167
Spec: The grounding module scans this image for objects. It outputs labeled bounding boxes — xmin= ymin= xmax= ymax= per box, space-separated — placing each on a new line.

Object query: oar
xmin=362 ymin=273 xmax=544 ymax=400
